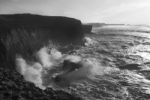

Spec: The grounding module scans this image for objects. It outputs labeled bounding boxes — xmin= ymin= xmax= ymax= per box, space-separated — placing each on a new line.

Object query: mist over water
xmin=16 ymin=55 xmax=45 ymax=89
xmin=15 ymin=45 xmax=114 ymax=90
xmin=13 ymin=31 xmax=150 ymax=100
xmin=12 ymin=24 xmax=150 ymax=100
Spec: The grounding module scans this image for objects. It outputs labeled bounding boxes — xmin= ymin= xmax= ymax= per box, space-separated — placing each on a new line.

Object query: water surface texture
xmin=16 ymin=24 xmax=150 ymax=100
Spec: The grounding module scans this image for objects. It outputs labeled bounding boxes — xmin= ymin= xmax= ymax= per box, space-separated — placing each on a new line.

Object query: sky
xmin=0 ymin=0 xmax=150 ymax=24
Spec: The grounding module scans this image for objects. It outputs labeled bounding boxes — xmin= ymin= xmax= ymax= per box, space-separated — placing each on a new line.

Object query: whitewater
xmin=15 ymin=24 xmax=150 ymax=99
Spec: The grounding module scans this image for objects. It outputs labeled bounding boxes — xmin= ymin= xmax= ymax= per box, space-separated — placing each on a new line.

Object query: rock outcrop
xmin=0 ymin=14 xmax=84 ymax=69
xmin=0 ymin=14 xmax=83 ymax=42
xmin=0 ymin=14 xmax=85 ymax=100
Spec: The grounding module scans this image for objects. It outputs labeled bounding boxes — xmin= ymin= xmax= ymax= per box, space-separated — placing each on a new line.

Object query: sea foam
xmin=16 ymin=46 xmax=115 ymax=89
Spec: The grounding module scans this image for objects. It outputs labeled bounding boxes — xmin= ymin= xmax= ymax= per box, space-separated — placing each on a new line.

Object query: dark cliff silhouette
xmin=0 ymin=14 xmax=90 ymax=69
xmin=0 ymin=14 xmax=83 ymax=41
xmin=82 ymin=24 xmax=92 ymax=34
xmin=0 ymin=14 xmax=86 ymax=100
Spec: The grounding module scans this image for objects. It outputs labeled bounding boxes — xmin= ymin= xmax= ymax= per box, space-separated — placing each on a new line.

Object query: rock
xmin=0 ymin=14 xmax=83 ymax=42
xmin=0 ymin=40 xmax=6 ymax=66
xmin=0 ymin=67 xmax=83 ymax=100
xmin=62 ymin=59 xmax=82 ymax=72
xmin=82 ymin=24 xmax=92 ymax=34
xmin=0 ymin=14 xmax=84 ymax=69
xmin=53 ymin=56 xmax=83 ymax=86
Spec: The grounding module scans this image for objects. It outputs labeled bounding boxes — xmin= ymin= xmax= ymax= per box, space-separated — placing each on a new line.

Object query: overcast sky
xmin=0 ymin=0 xmax=150 ymax=24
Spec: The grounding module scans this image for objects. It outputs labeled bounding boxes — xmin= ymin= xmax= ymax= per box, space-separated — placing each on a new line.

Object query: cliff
xmin=0 ymin=14 xmax=84 ymax=100
xmin=0 ymin=14 xmax=84 ymax=68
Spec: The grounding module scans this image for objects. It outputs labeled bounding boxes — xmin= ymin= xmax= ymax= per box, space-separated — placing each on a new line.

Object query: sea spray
xmin=15 ymin=47 xmax=63 ymax=89
xmin=16 ymin=55 xmax=45 ymax=89
xmin=64 ymin=55 xmax=82 ymax=63
xmin=16 ymin=46 xmax=117 ymax=90
xmin=36 ymin=47 xmax=54 ymax=68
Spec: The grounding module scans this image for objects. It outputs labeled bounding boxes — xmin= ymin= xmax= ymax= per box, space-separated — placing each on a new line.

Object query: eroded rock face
xmin=0 ymin=14 xmax=83 ymax=41
xmin=0 ymin=67 xmax=83 ymax=100
xmin=0 ymin=14 xmax=85 ymax=99
xmin=0 ymin=14 xmax=84 ymax=69
xmin=53 ymin=56 xmax=83 ymax=87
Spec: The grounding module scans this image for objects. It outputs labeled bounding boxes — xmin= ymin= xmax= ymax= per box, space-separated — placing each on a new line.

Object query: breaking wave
xmin=15 ymin=46 xmax=115 ymax=90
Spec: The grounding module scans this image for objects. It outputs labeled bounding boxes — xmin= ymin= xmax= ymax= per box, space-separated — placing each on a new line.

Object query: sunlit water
xmin=16 ymin=26 xmax=150 ymax=100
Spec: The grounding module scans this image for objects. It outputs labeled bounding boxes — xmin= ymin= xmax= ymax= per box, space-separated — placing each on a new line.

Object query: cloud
xmin=0 ymin=0 xmax=150 ymax=24
xmin=99 ymin=0 xmax=150 ymax=24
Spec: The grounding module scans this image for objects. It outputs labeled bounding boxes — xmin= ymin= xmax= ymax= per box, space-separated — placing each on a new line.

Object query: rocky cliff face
xmin=0 ymin=14 xmax=83 ymax=42
xmin=0 ymin=14 xmax=85 ymax=69
xmin=0 ymin=14 xmax=94 ymax=100
xmin=0 ymin=14 xmax=85 ymax=100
